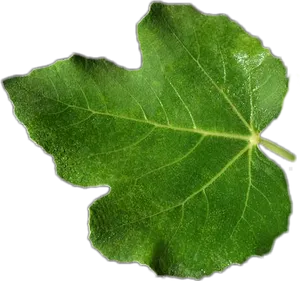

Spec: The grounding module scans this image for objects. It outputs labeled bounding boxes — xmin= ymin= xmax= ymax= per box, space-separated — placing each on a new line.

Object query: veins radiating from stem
xmin=162 ymin=15 xmax=252 ymax=133
xmin=248 ymin=73 xmax=254 ymax=128
xmin=103 ymin=145 xmax=249 ymax=233
xmin=39 ymin=92 xmax=251 ymax=141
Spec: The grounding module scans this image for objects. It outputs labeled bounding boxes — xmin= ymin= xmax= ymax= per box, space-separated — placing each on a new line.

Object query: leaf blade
xmin=3 ymin=2 xmax=291 ymax=279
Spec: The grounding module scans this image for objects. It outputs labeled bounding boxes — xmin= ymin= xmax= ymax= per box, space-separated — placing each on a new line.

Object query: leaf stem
xmin=259 ymin=137 xmax=296 ymax=161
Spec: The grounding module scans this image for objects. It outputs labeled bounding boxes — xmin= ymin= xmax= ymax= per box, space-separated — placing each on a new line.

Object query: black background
xmin=0 ymin=1 xmax=299 ymax=280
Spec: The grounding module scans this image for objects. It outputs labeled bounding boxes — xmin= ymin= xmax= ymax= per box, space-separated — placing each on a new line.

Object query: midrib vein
xmin=42 ymin=95 xmax=251 ymax=141
xmin=162 ymin=16 xmax=252 ymax=133
xmin=105 ymin=145 xmax=249 ymax=232
xmin=183 ymin=145 xmax=249 ymax=203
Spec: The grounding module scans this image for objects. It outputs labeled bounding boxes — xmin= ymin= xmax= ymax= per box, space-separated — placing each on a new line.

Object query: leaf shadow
xmin=150 ymin=240 xmax=171 ymax=276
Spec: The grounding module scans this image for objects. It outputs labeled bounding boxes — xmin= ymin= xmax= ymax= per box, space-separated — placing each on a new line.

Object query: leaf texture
xmin=3 ymin=2 xmax=291 ymax=279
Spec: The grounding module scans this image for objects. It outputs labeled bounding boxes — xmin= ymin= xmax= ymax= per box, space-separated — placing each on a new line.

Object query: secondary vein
xmin=135 ymin=135 xmax=205 ymax=180
xmin=182 ymin=145 xmax=249 ymax=204
xmin=144 ymin=77 xmax=171 ymax=125
xmin=162 ymin=16 xmax=252 ymax=133
xmin=105 ymin=145 xmax=249 ymax=232
xmin=229 ymin=147 xmax=252 ymax=238
xmin=41 ymin=94 xmax=251 ymax=141
xmin=167 ymin=78 xmax=197 ymax=129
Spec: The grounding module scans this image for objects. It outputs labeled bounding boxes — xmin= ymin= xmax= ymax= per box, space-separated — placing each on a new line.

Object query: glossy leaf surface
xmin=3 ymin=3 xmax=291 ymax=279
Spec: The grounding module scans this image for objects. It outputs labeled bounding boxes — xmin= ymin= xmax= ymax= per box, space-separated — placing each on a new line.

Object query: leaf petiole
xmin=259 ymin=137 xmax=296 ymax=162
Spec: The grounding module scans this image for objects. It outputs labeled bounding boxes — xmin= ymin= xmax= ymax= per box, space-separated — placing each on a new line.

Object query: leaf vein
xmin=39 ymin=93 xmax=250 ymax=141
xmin=78 ymin=83 xmax=91 ymax=110
xmin=217 ymin=43 xmax=227 ymax=84
xmin=144 ymin=78 xmax=170 ymax=125
xmin=103 ymin=60 xmax=148 ymax=121
xmin=48 ymin=77 xmax=60 ymax=101
xmin=167 ymin=78 xmax=197 ymax=129
xmin=106 ymin=146 xmax=248 ymax=232
xmin=155 ymin=207 xmax=185 ymax=258
xmin=163 ymin=17 xmax=252 ymax=132
xmin=252 ymin=75 xmax=271 ymax=93
xmin=43 ymin=106 xmax=70 ymax=115
xmin=229 ymin=148 xmax=252 ymax=238
xmin=248 ymin=73 xmax=254 ymax=127
xmin=88 ymin=126 xmax=156 ymax=157
xmin=183 ymin=145 xmax=249 ymax=204
xmin=136 ymin=135 xmax=205 ymax=180
xmin=59 ymin=113 xmax=94 ymax=128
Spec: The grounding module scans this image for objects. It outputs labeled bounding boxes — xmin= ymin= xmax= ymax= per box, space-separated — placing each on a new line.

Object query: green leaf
xmin=3 ymin=2 xmax=293 ymax=279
